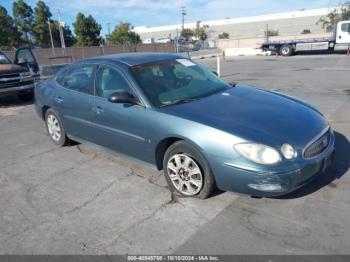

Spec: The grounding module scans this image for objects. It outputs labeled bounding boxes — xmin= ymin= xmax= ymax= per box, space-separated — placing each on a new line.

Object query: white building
xmin=133 ymin=7 xmax=335 ymax=42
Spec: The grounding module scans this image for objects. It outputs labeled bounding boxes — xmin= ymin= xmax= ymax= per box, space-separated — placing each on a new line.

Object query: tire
xmin=280 ymin=44 xmax=294 ymax=56
xmin=18 ymin=92 xmax=34 ymax=102
xmin=45 ymin=108 xmax=69 ymax=146
xmin=163 ymin=141 xmax=216 ymax=199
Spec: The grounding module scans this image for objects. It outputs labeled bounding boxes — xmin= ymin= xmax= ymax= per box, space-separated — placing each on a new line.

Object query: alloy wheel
xmin=47 ymin=114 xmax=61 ymax=142
xmin=167 ymin=154 xmax=203 ymax=196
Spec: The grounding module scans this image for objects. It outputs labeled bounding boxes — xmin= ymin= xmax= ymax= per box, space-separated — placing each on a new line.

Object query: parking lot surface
xmin=0 ymin=54 xmax=349 ymax=255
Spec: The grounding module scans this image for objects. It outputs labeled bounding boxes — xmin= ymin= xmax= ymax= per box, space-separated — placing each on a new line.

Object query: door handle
xmin=55 ymin=97 xmax=63 ymax=103
xmin=93 ymin=106 xmax=104 ymax=114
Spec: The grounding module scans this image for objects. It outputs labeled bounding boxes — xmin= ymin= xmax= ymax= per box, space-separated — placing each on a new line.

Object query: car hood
xmin=0 ymin=64 xmax=28 ymax=75
xmin=159 ymin=85 xmax=328 ymax=148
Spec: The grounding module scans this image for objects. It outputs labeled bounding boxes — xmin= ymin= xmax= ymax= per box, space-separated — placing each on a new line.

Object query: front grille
xmin=303 ymin=128 xmax=330 ymax=159
xmin=0 ymin=80 xmax=34 ymax=89
xmin=0 ymin=73 xmax=20 ymax=79
xmin=0 ymin=73 xmax=21 ymax=84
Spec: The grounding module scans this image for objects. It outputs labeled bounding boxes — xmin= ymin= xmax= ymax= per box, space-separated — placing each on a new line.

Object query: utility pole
xmin=57 ymin=9 xmax=66 ymax=53
xmin=47 ymin=18 xmax=55 ymax=57
xmin=107 ymin=23 xmax=111 ymax=45
xmin=181 ymin=6 xmax=186 ymax=30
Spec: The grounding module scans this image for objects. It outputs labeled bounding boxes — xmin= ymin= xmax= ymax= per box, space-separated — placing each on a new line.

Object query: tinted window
xmin=57 ymin=65 xmax=94 ymax=94
xmin=95 ymin=66 xmax=131 ymax=98
xmin=341 ymin=23 xmax=350 ymax=33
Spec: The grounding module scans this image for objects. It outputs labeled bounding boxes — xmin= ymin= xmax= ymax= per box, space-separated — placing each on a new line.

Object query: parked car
xmin=0 ymin=47 xmax=39 ymax=101
xmin=35 ymin=53 xmax=335 ymax=198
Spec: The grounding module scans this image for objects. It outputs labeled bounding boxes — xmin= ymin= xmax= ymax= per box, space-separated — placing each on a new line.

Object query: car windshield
xmin=0 ymin=53 xmax=11 ymax=64
xmin=130 ymin=59 xmax=230 ymax=107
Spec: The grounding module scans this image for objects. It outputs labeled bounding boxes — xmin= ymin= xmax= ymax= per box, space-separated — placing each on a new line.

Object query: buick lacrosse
xmin=35 ymin=53 xmax=335 ymax=198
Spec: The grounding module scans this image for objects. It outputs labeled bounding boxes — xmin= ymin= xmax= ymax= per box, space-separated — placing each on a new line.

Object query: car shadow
xmin=275 ymin=131 xmax=350 ymax=199
xmin=0 ymin=96 xmax=34 ymax=108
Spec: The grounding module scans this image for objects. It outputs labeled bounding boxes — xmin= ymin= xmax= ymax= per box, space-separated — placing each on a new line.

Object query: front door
xmin=90 ymin=65 xmax=152 ymax=162
xmin=14 ymin=47 xmax=40 ymax=79
xmin=336 ymin=21 xmax=350 ymax=44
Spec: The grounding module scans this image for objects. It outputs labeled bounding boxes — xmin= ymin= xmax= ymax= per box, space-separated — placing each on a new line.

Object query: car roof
xmin=80 ymin=52 xmax=186 ymax=67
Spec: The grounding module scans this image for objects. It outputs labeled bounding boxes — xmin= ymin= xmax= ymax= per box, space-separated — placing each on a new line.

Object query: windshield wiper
xmin=160 ymin=97 xmax=199 ymax=107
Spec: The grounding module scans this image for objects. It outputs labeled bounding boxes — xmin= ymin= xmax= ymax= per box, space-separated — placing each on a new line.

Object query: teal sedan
xmin=35 ymin=53 xmax=335 ymax=198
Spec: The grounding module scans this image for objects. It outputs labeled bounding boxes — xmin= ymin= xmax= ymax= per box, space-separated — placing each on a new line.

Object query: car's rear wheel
xmin=163 ymin=141 xmax=215 ymax=199
xmin=45 ymin=109 xmax=69 ymax=146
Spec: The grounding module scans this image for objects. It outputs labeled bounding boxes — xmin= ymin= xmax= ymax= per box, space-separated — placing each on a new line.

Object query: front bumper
xmin=212 ymin=132 xmax=335 ymax=197
xmin=0 ymin=83 xmax=34 ymax=98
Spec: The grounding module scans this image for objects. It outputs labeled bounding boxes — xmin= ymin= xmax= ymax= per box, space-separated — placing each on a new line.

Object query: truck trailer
xmin=261 ymin=20 xmax=350 ymax=56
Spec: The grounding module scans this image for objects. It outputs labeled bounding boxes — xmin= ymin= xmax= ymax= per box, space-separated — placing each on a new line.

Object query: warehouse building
xmin=133 ymin=7 xmax=335 ymax=43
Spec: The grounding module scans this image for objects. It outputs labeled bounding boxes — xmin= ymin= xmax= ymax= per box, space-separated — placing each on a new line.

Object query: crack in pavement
xmin=0 ymin=146 xmax=60 ymax=170
xmin=65 ymin=178 xmax=119 ymax=215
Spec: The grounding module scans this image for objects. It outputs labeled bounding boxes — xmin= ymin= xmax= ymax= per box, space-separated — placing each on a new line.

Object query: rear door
xmin=336 ymin=21 xmax=350 ymax=44
xmin=54 ymin=64 xmax=96 ymax=142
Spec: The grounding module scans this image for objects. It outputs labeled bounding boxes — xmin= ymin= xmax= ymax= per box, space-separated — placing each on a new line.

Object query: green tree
xmin=73 ymin=13 xmax=102 ymax=46
xmin=32 ymin=0 xmax=52 ymax=47
xmin=318 ymin=2 xmax=350 ymax=31
xmin=266 ymin=29 xmax=279 ymax=37
xmin=301 ymin=29 xmax=311 ymax=34
xmin=180 ymin=28 xmax=194 ymax=40
xmin=51 ymin=21 xmax=75 ymax=47
xmin=218 ymin=32 xmax=229 ymax=39
xmin=194 ymin=22 xmax=208 ymax=41
xmin=0 ymin=5 xmax=22 ymax=48
xmin=13 ymin=0 xmax=33 ymax=42
xmin=107 ymin=22 xmax=141 ymax=45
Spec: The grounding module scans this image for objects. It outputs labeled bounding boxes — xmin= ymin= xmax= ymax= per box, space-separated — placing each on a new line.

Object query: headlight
xmin=234 ymin=143 xmax=281 ymax=165
xmin=281 ymin=143 xmax=296 ymax=159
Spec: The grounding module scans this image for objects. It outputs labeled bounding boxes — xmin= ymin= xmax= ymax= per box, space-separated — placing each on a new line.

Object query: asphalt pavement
xmin=0 ymin=54 xmax=349 ymax=255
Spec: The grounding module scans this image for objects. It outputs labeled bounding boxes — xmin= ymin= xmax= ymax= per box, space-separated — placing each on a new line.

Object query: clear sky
xmin=1 ymin=0 xmax=341 ymax=36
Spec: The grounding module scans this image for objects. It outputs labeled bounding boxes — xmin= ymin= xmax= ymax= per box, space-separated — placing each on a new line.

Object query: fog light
xmin=248 ymin=183 xmax=282 ymax=191
xmin=281 ymin=143 xmax=296 ymax=160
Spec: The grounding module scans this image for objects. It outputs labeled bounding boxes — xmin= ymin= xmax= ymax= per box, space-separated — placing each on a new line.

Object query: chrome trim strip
xmin=302 ymin=125 xmax=330 ymax=159
xmin=64 ymin=115 xmax=146 ymax=142
xmin=224 ymin=162 xmax=269 ymax=174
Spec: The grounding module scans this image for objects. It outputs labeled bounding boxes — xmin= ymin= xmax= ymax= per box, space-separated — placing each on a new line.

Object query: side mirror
xmin=108 ymin=91 xmax=141 ymax=105
xmin=17 ymin=58 xmax=28 ymax=65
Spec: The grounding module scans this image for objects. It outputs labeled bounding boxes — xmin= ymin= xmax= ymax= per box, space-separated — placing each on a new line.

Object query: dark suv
xmin=0 ymin=47 xmax=39 ymax=101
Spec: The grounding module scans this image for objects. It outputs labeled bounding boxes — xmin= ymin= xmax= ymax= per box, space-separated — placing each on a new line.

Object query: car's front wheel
xmin=163 ymin=141 xmax=216 ymax=199
xmin=45 ymin=109 xmax=69 ymax=146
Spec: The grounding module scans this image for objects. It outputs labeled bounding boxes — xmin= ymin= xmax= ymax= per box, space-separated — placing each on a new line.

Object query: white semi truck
xmin=261 ymin=20 xmax=350 ymax=56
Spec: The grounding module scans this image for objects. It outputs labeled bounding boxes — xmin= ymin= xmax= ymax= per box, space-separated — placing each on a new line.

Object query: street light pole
xmin=181 ymin=6 xmax=186 ymax=30
xmin=47 ymin=18 xmax=56 ymax=57
xmin=57 ymin=9 xmax=66 ymax=54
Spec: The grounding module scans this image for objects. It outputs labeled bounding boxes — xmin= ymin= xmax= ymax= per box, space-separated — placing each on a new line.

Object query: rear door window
xmin=57 ymin=65 xmax=94 ymax=94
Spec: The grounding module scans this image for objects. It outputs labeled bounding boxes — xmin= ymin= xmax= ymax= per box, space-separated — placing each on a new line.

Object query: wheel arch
xmin=154 ymin=136 xmax=207 ymax=170
xmin=42 ymin=105 xmax=50 ymax=120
